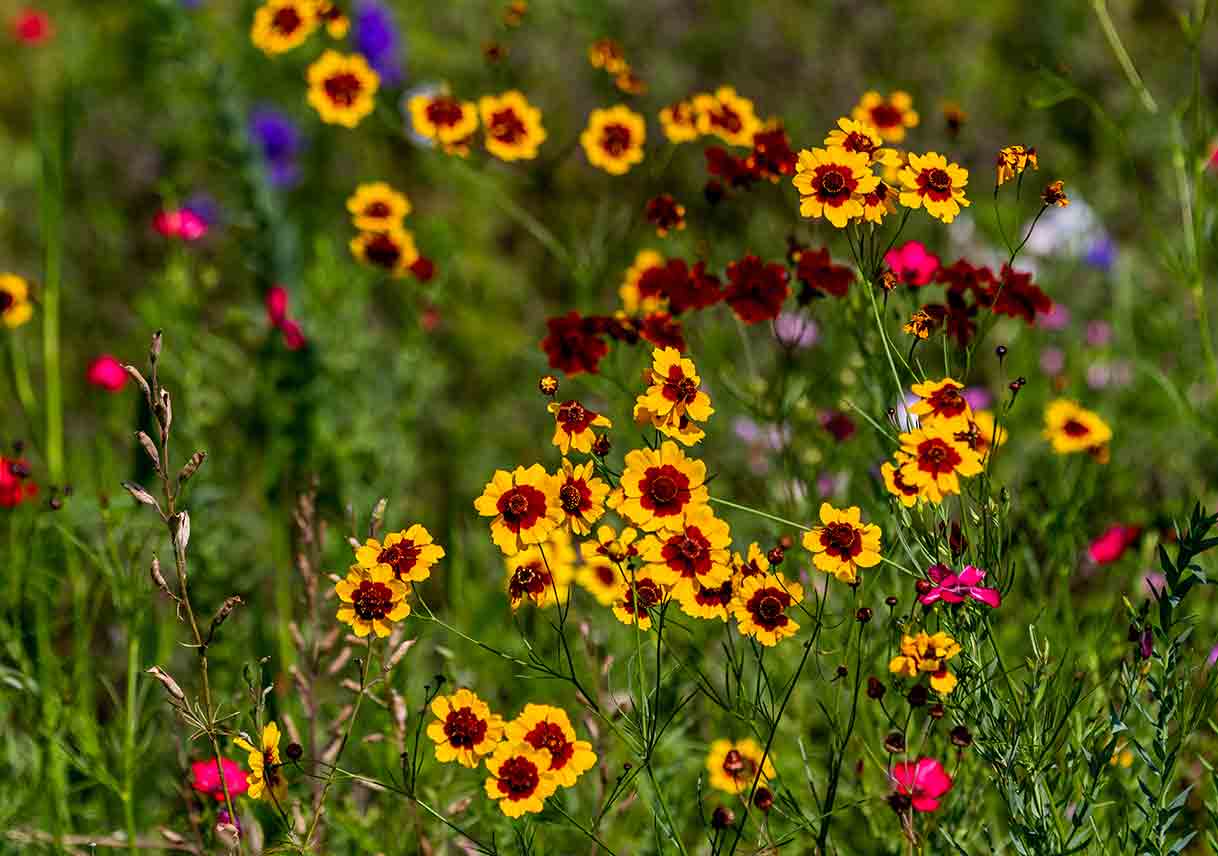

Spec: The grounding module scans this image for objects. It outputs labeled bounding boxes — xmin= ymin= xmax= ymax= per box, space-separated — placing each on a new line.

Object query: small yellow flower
xmin=551 ymin=458 xmax=610 ymax=536
xmin=587 ymin=38 xmax=628 ymax=74
xmin=426 ymin=689 xmax=505 ymax=768
xmin=658 ymin=99 xmax=699 ymax=143
xmin=852 ymin=90 xmax=919 ymax=143
xmin=609 ymin=568 xmax=668 ymax=630
xmin=859 ymin=180 xmax=898 ymax=224
xmin=615 ymin=441 xmax=710 ymax=533
xmin=474 ymin=464 xmax=563 ymax=555
xmin=318 ymin=2 xmax=349 ymax=38
xmin=335 ymin=564 xmax=411 ymax=637
xmin=802 ymin=503 xmax=882 ymax=584
xmin=889 ymin=631 xmax=962 ymax=694
xmin=250 ymin=0 xmax=318 ymax=56
xmin=633 ymin=347 xmax=714 ymax=445
xmin=408 ymin=92 xmax=479 ymax=155
xmin=353 ymin=525 xmax=445 ymax=584
xmin=483 ymin=741 xmax=559 ymax=818
xmin=881 ymin=455 xmax=921 ymax=508
xmin=706 ymin=738 xmax=775 ymax=794
xmin=792 ymin=147 xmax=878 ymax=228
xmin=0 ymin=274 xmax=34 ymax=329
xmin=505 ymin=704 xmax=597 ymax=788
xmin=903 ymin=309 xmax=934 ymax=339
xmin=692 ymin=87 xmax=760 ymax=147
xmin=306 ymin=50 xmax=379 ymax=128
xmin=504 ymin=528 xmax=576 ymax=610
xmin=1043 ymin=399 xmax=1112 ymax=455
xmin=639 ymin=505 xmax=732 ymax=600
xmin=349 ymin=226 xmax=419 ymax=278
xmin=899 ymin=152 xmax=970 ymax=224
xmin=234 ymin=722 xmax=286 ymax=801
xmin=909 ymin=377 xmax=971 ymax=426
xmin=996 ymin=144 xmax=1038 ymax=186
xmin=479 ymin=91 xmax=546 ymax=161
xmin=346 ymin=182 xmax=411 ymax=231
xmin=1042 ymin=179 xmax=1070 ymax=208
xmin=896 ymin=426 xmax=983 ymax=503
xmin=732 ymin=572 xmax=803 ymax=646
xmin=547 ymin=399 xmax=612 ymax=455
xmin=581 ymin=105 xmax=646 ymax=175
xmin=619 ymin=249 xmax=667 ymax=315
xmin=824 ymin=117 xmax=900 ymax=167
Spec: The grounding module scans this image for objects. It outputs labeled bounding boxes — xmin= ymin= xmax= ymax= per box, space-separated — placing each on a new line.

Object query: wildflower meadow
xmin=4 ymin=1 xmax=1218 ymax=854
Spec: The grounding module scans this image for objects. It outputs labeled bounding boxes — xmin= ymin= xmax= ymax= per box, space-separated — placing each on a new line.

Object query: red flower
xmin=705 ymin=147 xmax=760 ymax=189
xmin=936 ymin=258 xmax=995 ymax=299
xmin=541 ymin=311 xmax=609 ymax=375
xmin=640 ymin=259 xmax=722 ymax=314
xmin=921 ymin=288 xmax=980 ymax=346
xmin=891 ymin=757 xmax=952 ymax=812
xmin=190 ymin=758 xmax=249 ymax=802
xmin=153 ymin=208 xmax=207 ymax=241
xmin=86 ymin=355 xmax=128 ymax=392
xmin=410 ymin=256 xmax=436 ymax=282
xmin=639 ymin=312 xmax=686 ymax=351
xmin=794 ymin=247 xmax=854 ymax=299
xmin=0 ymin=456 xmax=38 ymax=508
xmin=989 ymin=265 xmax=1051 ymax=324
xmin=266 ymin=286 xmax=289 ymax=328
xmin=724 ymin=255 xmax=790 ymax=323
xmin=748 ymin=128 xmax=797 ymax=180
xmin=884 ymin=241 xmax=939 ymax=286
xmin=819 ymin=409 xmax=855 ymax=442
xmin=280 ymin=319 xmax=306 ymax=350
xmin=13 ymin=9 xmax=53 ymax=44
xmin=1088 ymin=524 xmax=1140 ymax=564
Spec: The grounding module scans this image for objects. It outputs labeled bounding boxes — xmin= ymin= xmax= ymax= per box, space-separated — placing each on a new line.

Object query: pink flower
xmin=884 ymin=241 xmax=939 ymax=286
xmin=190 ymin=758 xmax=249 ymax=802
xmin=153 ymin=208 xmax=208 ymax=241
xmin=1088 ymin=525 xmax=1140 ymax=565
xmin=891 ymin=757 xmax=953 ymax=812
xmin=265 ymin=286 xmax=289 ymax=328
xmin=279 ymin=319 xmax=306 ymax=351
xmin=86 ymin=355 xmax=127 ymax=392
xmin=0 ymin=456 xmax=38 ymax=508
xmin=13 ymin=9 xmax=53 ymax=44
xmin=919 ymin=564 xmax=1001 ymax=608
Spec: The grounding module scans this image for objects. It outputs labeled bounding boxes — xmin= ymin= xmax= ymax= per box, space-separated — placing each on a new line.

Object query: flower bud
xmin=752 ymin=787 xmax=774 ymax=812
xmin=907 ymin=684 xmax=928 ymax=707
xmin=592 ymin=434 xmax=612 ymax=457
xmin=884 ymin=731 xmax=906 ymax=753
xmin=950 ymin=725 xmax=973 ymax=748
xmin=711 ymin=806 xmax=734 ymax=829
xmin=885 ymin=596 xmax=898 ymax=607
xmin=766 ymin=546 xmax=784 ymax=566
xmin=286 ymin=742 xmax=303 ymax=762
xmin=929 ymin=703 xmax=945 ymax=720
xmin=856 ymin=607 xmax=873 ymax=623
xmin=866 ymin=676 xmax=886 ymax=700
xmin=539 ymin=375 xmax=559 ymax=396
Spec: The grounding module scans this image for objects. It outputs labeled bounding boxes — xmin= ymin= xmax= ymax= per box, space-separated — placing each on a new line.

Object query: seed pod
xmin=150 ymin=555 xmax=173 ymax=598
xmin=124 ymin=364 xmax=152 ymax=401
xmin=158 ymin=389 xmax=173 ymax=441
xmin=146 ymin=665 xmax=186 ymax=702
xmin=136 ymin=432 xmax=161 ymax=471
xmin=179 ymin=451 xmax=207 ymax=485
xmin=122 ymin=481 xmax=160 ymax=509
xmin=173 ymin=512 xmax=191 ymax=560
xmin=209 ymin=596 xmax=243 ymax=637
xmin=384 ymin=637 xmax=417 ymax=673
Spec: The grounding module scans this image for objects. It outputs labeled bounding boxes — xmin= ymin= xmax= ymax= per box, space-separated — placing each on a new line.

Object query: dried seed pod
xmin=178 ymin=451 xmax=207 ymax=485
xmin=150 ymin=555 xmax=173 ymax=598
xmin=384 ymin=637 xmax=417 ymax=673
xmin=137 ymin=432 xmax=161 ymax=471
xmin=124 ymin=365 xmax=152 ymax=402
xmin=122 ymin=481 xmax=160 ymax=509
xmin=146 ymin=666 xmax=186 ymax=702
xmin=173 ymin=511 xmax=191 ymax=560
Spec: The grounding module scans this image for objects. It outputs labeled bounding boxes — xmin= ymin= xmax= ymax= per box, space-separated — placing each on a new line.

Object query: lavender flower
xmin=249 ymin=107 xmax=303 ymax=189
xmin=355 ymin=0 xmax=405 ymax=87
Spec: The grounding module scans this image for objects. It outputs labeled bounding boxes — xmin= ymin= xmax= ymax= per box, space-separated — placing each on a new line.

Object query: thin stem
xmin=1091 ymin=0 xmax=1159 ymax=113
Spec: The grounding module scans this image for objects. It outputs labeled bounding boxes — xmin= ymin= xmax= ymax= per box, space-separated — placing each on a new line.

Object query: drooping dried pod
xmin=137 ymin=432 xmax=161 ymax=471
xmin=146 ymin=665 xmax=186 ymax=702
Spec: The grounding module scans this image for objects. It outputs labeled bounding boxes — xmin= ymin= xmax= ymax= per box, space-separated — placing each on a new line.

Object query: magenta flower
xmin=919 ymin=564 xmax=1001 ymax=608
xmin=86 ymin=355 xmax=128 ymax=392
xmin=265 ymin=284 xmax=307 ymax=350
xmin=153 ymin=208 xmax=207 ymax=241
xmin=884 ymin=240 xmax=939 ymax=286
xmin=1088 ymin=524 xmax=1139 ymax=565
xmin=190 ymin=758 xmax=248 ymax=801
xmin=891 ymin=757 xmax=953 ymax=812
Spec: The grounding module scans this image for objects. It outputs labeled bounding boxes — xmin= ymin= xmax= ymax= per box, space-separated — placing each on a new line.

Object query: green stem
xmin=124 ymin=634 xmax=140 ymax=856
xmin=1091 ymin=0 xmax=1159 ymax=113
xmin=38 ymin=100 xmax=65 ymax=482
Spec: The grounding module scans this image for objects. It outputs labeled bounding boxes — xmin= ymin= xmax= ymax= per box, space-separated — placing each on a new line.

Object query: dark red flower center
xmin=1063 ymin=419 xmax=1091 ymax=437
xmin=917 ymin=438 xmax=963 ymax=475
xmin=426 ymin=96 xmax=465 ymax=128
xmin=497 ymin=756 xmax=541 ymax=798
xmin=324 ymin=72 xmax=363 ymax=107
xmin=661 ymin=527 xmax=712 ymax=579
xmin=272 ymin=6 xmax=302 ymax=34
xmin=509 ymin=562 xmax=552 ymax=602
xmin=843 ymin=131 xmax=877 ymax=155
xmin=709 ymin=105 xmax=743 ymax=134
xmin=353 ymin=580 xmax=394 ymax=620
xmin=444 ymin=707 xmax=488 ymax=748
xmin=600 ymin=123 xmax=632 ymax=157
xmin=559 ymin=480 xmax=588 ymax=514
xmin=926 ymin=386 xmax=967 ymax=418
xmin=524 ymin=721 xmax=574 ymax=769
xmin=926 ymin=169 xmax=951 ymax=193
xmin=662 ymin=368 xmax=699 ymax=404
xmin=364 ymin=201 xmax=391 ymax=218
xmin=363 ymin=233 xmax=402 ymax=269
xmin=378 ymin=540 xmax=421 ymax=579
xmin=747 ymin=586 xmax=790 ymax=629
xmin=870 ymin=103 xmax=902 ymax=128
xmin=595 ymin=565 xmax=617 ymax=586
xmin=499 ymin=484 xmax=547 ymax=531
xmin=557 ymin=400 xmax=594 ymax=433
xmin=821 ymin=523 xmax=861 ymax=557
xmin=489 ymin=108 xmax=526 ymax=144
xmin=639 ymin=465 xmax=690 ymax=517
xmin=0 ymin=291 xmax=12 ymax=312
xmin=623 ymin=578 xmax=662 ymax=613
xmin=819 ymin=169 xmax=847 ymax=196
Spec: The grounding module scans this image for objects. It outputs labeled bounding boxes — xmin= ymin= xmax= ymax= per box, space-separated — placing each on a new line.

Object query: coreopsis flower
xmin=903 ymin=310 xmax=934 ymax=340
xmin=1043 ymin=399 xmax=1112 ymax=455
xmin=426 ymin=689 xmax=505 ymax=768
xmin=349 ymin=227 xmax=419 ymax=278
xmin=551 ymin=458 xmax=609 ymax=535
xmin=587 ymin=38 xmax=628 ymax=73
xmin=909 ymin=378 xmax=971 ymax=426
xmin=250 ymin=0 xmax=318 ymax=55
xmin=335 ymin=563 xmax=411 ymax=637
xmin=706 ymin=738 xmax=775 ymax=794
xmin=645 ymin=194 xmax=686 ymax=236
xmin=610 ymin=568 xmax=667 ymax=629
xmin=190 ymin=758 xmax=249 ymax=802
xmin=851 ymin=90 xmax=919 ymax=143
xmin=693 ymin=87 xmax=760 ymax=147
xmin=548 ymin=400 xmax=611 ymax=455
xmin=824 ymin=117 xmax=900 ymax=167
xmin=346 ymin=182 xmax=411 ymax=230
xmin=615 ymin=441 xmax=709 ymax=532
xmin=317 ymin=1 xmax=348 ymax=37
xmin=885 ymin=241 xmax=940 ymax=286
xmin=996 ymin=144 xmax=1038 ymax=186
xmin=733 ymin=572 xmax=803 ymax=646
xmin=724 ymin=255 xmax=791 ymax=324
xmin=639 ymin=311 xmax=686 ymax=351
xmin=506 ymin=704 xmax=597 ymax=788
xmin=942 ymin=101 xmax=967 ymax=137
xmin=504 ymin=528 xmax=576 ymax=610
xmin=896 ymin=426 xmax=983 ymax=502
xmin=542 ymin=311 xmax=610 ymax=376
xmin=889 ymin=632 xmax=962 ymax=694
xmin=580 ymin=105 xmax=646 ymax=175
xmin=637 ymin=259 xmax=722 ymax=315
xmin=919 ymin=564 xmax=1001 ymax=608
xmin=408 ymin=93 xmax=479 ymax=155
xmin=731 ymin=542 xmax=772 ymax=587
xmin=306 ymin=50 xmax=379 ymax=128
xmin=634 ymin=347 xmax=713 ymax=442
xmin=954 ymin=409 xmax=1006 ymax=461
xmin=792 ymin=147 xmax=878 ymax=228
xmin=659 ymin=99 xmax=699 ymax=143
xmin=480 ymin=91 xmax=546 ymax=161
xmin=891 ymin=757 xmax=953 ymax=812
xmin=615 ymin=69 xmax=647 ymax=95
xmin=484 ymin=740 xmax=560 ymax=818
xmin=881 ymin=456 xmax=920 ymax=508
xmin=619 ymin=250 xmax=666 ymax=315
xmin=234 ymin=722 xmax=285 ymax=802
xmin=675 ymin=576 xmax=734 ymax=621
xmin=860 ymin=180 xmax=898 ymax=223
xmin=86 ymin=355 xmax=128 ymax=391
xmin=475 ymin=464 xmax=563 ymax=555
xmin=899 ymin=152 xmax=970 ymax=223
xmin=803 ymin=503 xmax=882 ymax=584
xmin=749 ymin=127 xmax=798 ymax=180
xmin=354 ymin=525 xmax=445 ymax=584
xmin=991 ymin=265 xmax=1051 ymax=324
xmin=639 ymin=505 xmax=732 ymax=599
xmin=1042 ymin=179 xmax=1069 ymax=208
xmin=793 ymin=247 xmax=853 ymax=299
xmin=706 ymin=146 xmax=760 ymax=189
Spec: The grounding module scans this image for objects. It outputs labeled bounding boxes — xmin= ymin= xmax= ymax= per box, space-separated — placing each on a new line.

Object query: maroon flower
xmin=410 ymin=256 xmax=436 ymax=282
xmin=645 ymin=194 xmax=686 ymax=237
xmin=989 ymin=265 xmax=1051 ymax=324
xmin=705 ymin=147 xmax=760 ymax=189
xmin=794 ymin=247 xmax=854 ymax=299
xmin=639 ymin=312 xmax=686 ymax=351
xmin=724 ymin=255 xmax=790 ymax=324
xmin=819 ymin=409 xmax=856 ymax=442
xmin=748 ymin=127 xmax=797 ymax=180
xmin=541 ymin=311 xmax=609 ymax=375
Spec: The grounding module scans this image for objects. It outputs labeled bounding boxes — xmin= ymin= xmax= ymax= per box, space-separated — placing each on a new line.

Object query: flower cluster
xmin=335 ymin=524 xmax=445 ymax=636
xmin=346 ymin=182 xmax=434 ymax=281
xmin=888 ymin=630 xmax=962 ymax=694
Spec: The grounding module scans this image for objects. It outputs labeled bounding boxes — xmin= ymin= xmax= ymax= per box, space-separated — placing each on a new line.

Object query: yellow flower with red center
xmin=615 ymin=69 xmax=647 ymax=95
xmin=731 ymin=543 xmax=771 ymax=588
xmin=426 ymin=689 xmax=505 ymax=768
xmin=904 ymin=309 xmax=934 ymax=339
xmin=996 ymin=144 xmax=1038 ymax=186
xmin=483 ymin=740 xmax=560 ymax=818
xmin=706 ymin=738 xmax=775 ymax=794
xmin=1043 ymin=399 xmax=1112 ymax=455
xmin=408 ymin=92 xmax=479 ymax=156
xmin=479 ymin=91 xmax=546 ymax=161
xmin=335 ymin=564 xmax=411 ymax=637
xmin=1042 ymin=180 xmax=1070 ymax=208
xmin=474 ymin=464 xmax=563 ymax=555
xmin=317 ymin=2 xmax=348 ymax=37
xmin=692 ymin=87 xmax=760 ymax=147
xmin=639 ymin=505 xmax=732 ymax=600
xmin=803 ymin=503 xmax=882 ymax=584
xmin=349 ymin=226 xmax=419 ymax=278
xmin=547 ymin=399 xmax=611 ymax=455
xmin=0 ymin=274 xmax=34 ymax=328
xmin=633 ymin=347 xmax=714 ymax=445
xmin=889 ymin=631 xmax=962 ymax=694
xmin=587 ymin=38 xmax=628 ymax=73
xmin=899 ymin=152 xmax=970 ymax=224
xmin=860 ymin=179 xmax=898 ymax=224
xmin=609 ymin=568 xmax=668 ymax=630
xmin=619 ymin=249 xmax=667 ymax=315
xmin=550 ymin=458 xmax=609 ymax=536
xmin=505 ymin=704 xmax=597 ymax=788
xmin=503 ymin=528 xmax=575 ymax=610
xmin=346 ymin=182 xmax=411 ymax=231
xmin=581 ymin=105 xmax=646 ymax=175
xmin=792 ymin=147 xmax=878 ymax=228
xmin=910 ymin=377 xmax=972 ymax=427
xmin=733 ymin=572 xmax=803 ymax=646
xmin=953 ymin=410 xmax=1007 ymax=463
xmin=306 ymin=50 xmax=379 ymax=128
xmin=577 ymin=525 xmax=638 ymax=605
xmin=896 ymin=426 xmax=983 ymax=503
xmin=851 ymin=90 xmax=919 ymax=143
xmin=659 ymin=99 xmax=699 ymax=143
xmin=354 ymin=525 xmax=445 ymax=584
xmin=881 ymin=455 xmax=921 ymax=508
xmin=675 ymin=577 xmax=735 ymax=621
xmin=234 ymin=722 xmax=285 ymax=801
xmin=250 ymin=0 xmax=318 ymax=55
xmin=824 ymin=117 xmax=900 ymax=167
xmin=615 ymin=441 xmax=709 ymax=533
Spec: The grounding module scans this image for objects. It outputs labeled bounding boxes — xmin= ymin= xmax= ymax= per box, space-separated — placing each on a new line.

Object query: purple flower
xmin=1085 ymin=320 xmax=1112 ymax=347
xmin=773 ymin=312 xmax=818 ymax=348
xmin=249 ymin=107 xmax=303 ymax=189
xmin=1084 ymin=236 xmax=1116 ymax=271
xmin=184 ymin=192 xmax=220 ymax=227
xmin=919 ymin=564 xmax=1001 ymax=608
xmin=1207 ymin=644 xmax=1218 ymax=667
xmin=355 ymin=0 xmax=405 ymax=87
xmin=1038 ymin=302 xmax=1071 ymax=331
xmin=961 ymin=386 xmax=992 ymax=411
xmin=1040 ymin=347 xmax=1065 ymax=376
